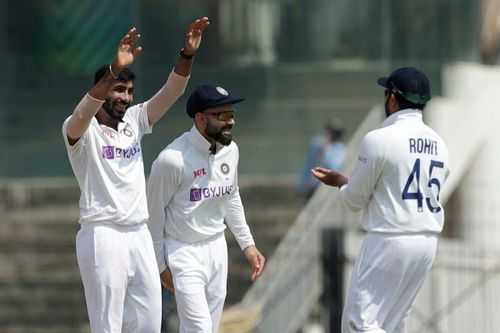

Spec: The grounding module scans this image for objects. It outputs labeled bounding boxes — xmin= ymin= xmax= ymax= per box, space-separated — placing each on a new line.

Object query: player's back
xmin=364 ymin=109 xmax=450 ymax=233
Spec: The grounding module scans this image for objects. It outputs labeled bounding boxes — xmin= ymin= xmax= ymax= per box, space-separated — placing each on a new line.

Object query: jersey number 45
xmin=402 ymin=158 xmax=445 ymax=213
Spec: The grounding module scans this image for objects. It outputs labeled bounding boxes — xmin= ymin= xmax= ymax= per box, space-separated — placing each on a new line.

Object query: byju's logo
xmin=190 ymin=188 xmax=203 ymax=202
xmin=102 ymin=146 xmax=115 ymax=159
xmin=101 ymin=142 xmax=141 ymax=160
xmin=190 ymin=185 xmax=233 ymax=202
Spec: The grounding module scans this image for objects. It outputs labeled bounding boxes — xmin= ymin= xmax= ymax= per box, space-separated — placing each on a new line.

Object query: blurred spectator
xmin=298 ymin=118 xmax=346 ymax=199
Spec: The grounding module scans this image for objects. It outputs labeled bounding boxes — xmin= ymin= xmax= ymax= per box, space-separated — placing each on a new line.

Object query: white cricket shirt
xmin=340 ymin=109 xmax=450 ymax=233
xmin=63 ymin=70 xmax=188 ymax=225
xmin=147 ymin=126 xmax=255 ymax=272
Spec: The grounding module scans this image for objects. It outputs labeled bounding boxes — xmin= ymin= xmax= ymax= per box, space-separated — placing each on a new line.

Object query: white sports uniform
xmin=62 ymin=70 xmax=188 ymax=333
xmin=339 ymin=109 xmax=449 ymax=333
xmin=147 ymin=125 xmax=255 ymax=333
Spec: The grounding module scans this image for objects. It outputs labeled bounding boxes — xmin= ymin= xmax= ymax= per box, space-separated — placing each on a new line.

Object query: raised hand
xmin=113 ymin=27 xmax=142 ymax=71
xmin=183 ymin=17 xmax=210 ymax=56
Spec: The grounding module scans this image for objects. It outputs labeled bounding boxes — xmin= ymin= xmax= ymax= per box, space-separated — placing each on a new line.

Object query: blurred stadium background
xmin=1 ymin=0 xmax=499 ymax=332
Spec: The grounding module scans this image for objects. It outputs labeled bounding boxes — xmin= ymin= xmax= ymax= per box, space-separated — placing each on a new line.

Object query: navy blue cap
xmin=377 ymin=67 xmax=431 ymax=105
xmin=186 ymin=84 xmax=245 ymax=118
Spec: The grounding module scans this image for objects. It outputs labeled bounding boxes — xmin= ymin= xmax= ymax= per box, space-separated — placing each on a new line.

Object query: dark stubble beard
xmin=206 ymin=124 xmax=233 ymax=146
xmin=103 ymin=97 xmax=127 ymax=121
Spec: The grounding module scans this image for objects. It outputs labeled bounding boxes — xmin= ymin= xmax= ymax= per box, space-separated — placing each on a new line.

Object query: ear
xmin=194 ymin=112 xmax=206 ymax=126
xmin=389 ymin=94 xmax=400 ymax=111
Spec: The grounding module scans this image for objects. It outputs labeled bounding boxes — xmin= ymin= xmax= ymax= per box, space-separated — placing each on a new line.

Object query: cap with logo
xmin=186 ymin=84 xmax=245 ymax=118
xmin=377 ymin=67 xmax=431 ymax=105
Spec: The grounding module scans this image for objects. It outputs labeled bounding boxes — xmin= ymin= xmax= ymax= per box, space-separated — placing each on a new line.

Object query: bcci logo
xmin=221 ymin=163 xmax=230 ymax=174
xmin=216 ymin=86 xmax=228 ymax=96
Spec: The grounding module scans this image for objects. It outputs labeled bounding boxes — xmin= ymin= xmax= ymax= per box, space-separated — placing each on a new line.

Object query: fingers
xmin=312 ymin=167 xmax=330 ymax=174
xmin=189 ymin=29 xmax=201 ymax=39
xmin=160 ymin=268 xmax=175 ymax=292
xmin=118 ymin=27 xmax=142 ymax=52
xmin=127 ymin=33 xmax=141 ymax=47
xmin=115 ymin=27 xmax=142 ymax=67
xmin=248 ymin=252 xmax=265 ymax=282
xmin=120 ymin=27 xmax=140 ymax=44
xmin=189 ymin=17 xmax=210 ymax=31
xmin=160 ymin=279 xmax=170 ymax=290
xmin=162 ymin=282 xmax=174 ymax=292
xmin=185 ymin=17 xmax=210 ymax=41
xmin=165 ymin=281 xmax=174 ymax=293
xmin=252 ymin=254 xmax=265 ymax=281
xmin=250 ymin=260 xmax=259 ymax=281
xmin=311 ymin=167 xmax=329 ymax=179
xmin=132 ymin=46 xmax=142 ymax=59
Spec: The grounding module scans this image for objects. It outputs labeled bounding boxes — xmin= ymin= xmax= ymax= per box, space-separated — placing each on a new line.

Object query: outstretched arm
xmin=147 ymin=17 xmax=210 ymax=125
xmin=65 ymin=27 xmax=142 ymax=144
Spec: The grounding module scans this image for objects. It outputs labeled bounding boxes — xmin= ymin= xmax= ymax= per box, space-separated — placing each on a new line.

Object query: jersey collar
xmin=189 ymin=125 xmax=221 ymax=155
xmin=380 ymin=108 xmax=422 ymax=128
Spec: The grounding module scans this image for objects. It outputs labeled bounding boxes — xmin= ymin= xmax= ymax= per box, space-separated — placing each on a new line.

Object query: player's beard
xmin=206 ymin=123 xmax=233 ymax=146
xmin=103 ymin=97 xmax=128 ymax=121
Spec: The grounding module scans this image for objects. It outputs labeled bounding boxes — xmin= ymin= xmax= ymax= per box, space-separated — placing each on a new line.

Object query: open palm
xmin=115 ymin=27 xmax=142 ymax=69
xmin=184 ymin=17 xmax=210 ymax=55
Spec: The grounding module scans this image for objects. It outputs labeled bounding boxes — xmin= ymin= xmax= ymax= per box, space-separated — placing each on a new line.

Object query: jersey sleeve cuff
xmin=166 ymin=68 xmax=189 ymax=96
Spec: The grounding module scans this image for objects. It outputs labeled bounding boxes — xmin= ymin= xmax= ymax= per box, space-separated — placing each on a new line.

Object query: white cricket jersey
xmin=62 ymin=70 xmax=188 ymax=226
xmin=63 ymin=102 xmax=152 ymax=225
xmin=147 ymin=126 xmax=255 ymax=272
xmin=340 ymin=109 xmax=450 ymax=233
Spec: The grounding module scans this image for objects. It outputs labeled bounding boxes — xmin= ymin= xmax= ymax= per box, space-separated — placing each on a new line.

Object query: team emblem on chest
xmin=221 ymin=163 xmax=230 ymax=174
xmin=121 ymin=124 xmax=135 ymax=138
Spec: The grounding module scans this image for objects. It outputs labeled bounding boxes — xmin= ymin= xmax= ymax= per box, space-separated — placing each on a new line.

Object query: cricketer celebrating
xmin=313 ymin=67 xmax=450 ymax=333
xmin=147 ymin=84 xmax=265 ymax=333
xmin=62 ymin=18 xmax=209 ymax=332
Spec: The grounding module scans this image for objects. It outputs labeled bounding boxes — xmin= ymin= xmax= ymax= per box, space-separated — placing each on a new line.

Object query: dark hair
xmin=394 ymin=93 xmax=426 ymax=110
xmin=94 ymin=64 xmax=136 ymax=84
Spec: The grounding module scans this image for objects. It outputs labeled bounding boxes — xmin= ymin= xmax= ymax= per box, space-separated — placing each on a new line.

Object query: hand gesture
xmin=113 ymin=27 xmax=142 ymax=71
xmin=183 ymin=17 xmax=210 ymax=56
xmin=311 ymin=167 xmax=349 ymax=188
xmin=244 ymin=245 xmax=265 ymax=282
xmin=160 ymin=267 xmax=174 ymax=292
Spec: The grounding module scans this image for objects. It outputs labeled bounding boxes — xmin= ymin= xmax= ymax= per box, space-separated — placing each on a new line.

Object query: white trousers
xmin=167 ymin=233 xmax=228 ymax=333
xmin=76 ymin=223 xmax=161 ymax=333
xmin=342 ymin=232 xmax=438 ymax=333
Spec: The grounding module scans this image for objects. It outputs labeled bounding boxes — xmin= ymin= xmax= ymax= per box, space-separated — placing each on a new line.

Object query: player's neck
xmin=96 ymin=109 xmax=120 ymax=131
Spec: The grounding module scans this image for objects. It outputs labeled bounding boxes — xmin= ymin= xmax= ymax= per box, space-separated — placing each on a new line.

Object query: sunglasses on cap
xmin=385 ymin=82 xmax=430 ymax=104
xmin=205 ymin=110 xmax=235 ymax=121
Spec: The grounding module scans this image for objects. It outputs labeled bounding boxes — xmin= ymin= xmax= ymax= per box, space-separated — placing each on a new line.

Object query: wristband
xmin=109 ymin=64 xmax=119 ymax=79
xmin=180 ymin=48 xmax=194 ymax=60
